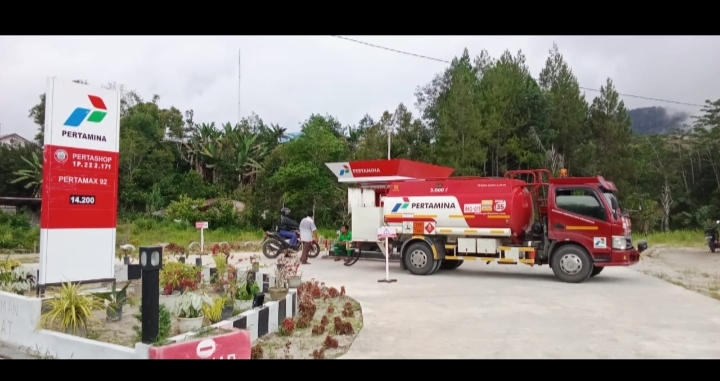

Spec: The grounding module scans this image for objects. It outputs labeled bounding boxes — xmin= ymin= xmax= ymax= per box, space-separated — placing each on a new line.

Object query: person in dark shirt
xmin=278 ymin=207 xmax=299 ymax=249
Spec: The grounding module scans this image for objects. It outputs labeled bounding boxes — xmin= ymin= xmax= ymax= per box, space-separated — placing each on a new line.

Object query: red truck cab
xmin=535 ymin=174 xmax=645 ymax=280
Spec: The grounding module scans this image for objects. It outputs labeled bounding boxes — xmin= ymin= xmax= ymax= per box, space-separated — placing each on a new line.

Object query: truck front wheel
xmin=551 ymin=245 xmax=593 ymax=283
xmin=403 ymin=242 xmax=437 ymax=275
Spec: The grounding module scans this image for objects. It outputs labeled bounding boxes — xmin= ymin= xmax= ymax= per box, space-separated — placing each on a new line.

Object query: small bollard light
xmin=140 ymin=246 xmax=163 ymax=344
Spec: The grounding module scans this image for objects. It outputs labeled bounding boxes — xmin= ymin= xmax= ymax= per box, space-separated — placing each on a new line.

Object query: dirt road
xmin=634 ymin=245 xmax=720 ymax=301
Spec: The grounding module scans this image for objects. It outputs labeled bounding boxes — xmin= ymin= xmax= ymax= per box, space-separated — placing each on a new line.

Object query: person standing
xmin=299 ymin=210 xmax=318 ymax=264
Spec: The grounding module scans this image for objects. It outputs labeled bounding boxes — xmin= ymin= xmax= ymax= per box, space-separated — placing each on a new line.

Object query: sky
xmin=1 ymin=36 xmax=719 ymax=140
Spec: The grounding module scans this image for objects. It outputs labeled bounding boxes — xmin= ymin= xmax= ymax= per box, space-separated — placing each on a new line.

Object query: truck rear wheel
xmin=430 ymin=259 xmax=443 ymax=274
xmin=590 ymin=265 xmax=604 ymax=277
xmin=440 ymin=260 xmax=463 ymax=270
xmin=403 ymin=242 xmax=436 ymax=275
xmin=551 ymin=244 xmax=593 ymax=283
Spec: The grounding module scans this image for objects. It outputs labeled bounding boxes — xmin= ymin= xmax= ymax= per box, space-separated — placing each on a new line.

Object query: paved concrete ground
xmin=296 ymin=257 xmax=720 ymax=359
xmin=10 ymin=250 xmax=720 ymax=359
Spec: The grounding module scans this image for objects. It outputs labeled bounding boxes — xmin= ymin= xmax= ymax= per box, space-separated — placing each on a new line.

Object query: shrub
xmin=333 ymin=316 xmax=354 ymax=335
xmin=251 ymin=345 xmax=264 ymax=359
xmin=279 ymin=317 xmax=295 ymax=336
xmin=311 ymin=325 xmax=325 ymax=336
xmin=312 ymin=348 xmax=325 ymax=359
xmin=323 ymin=335 xmax=338 ymax=349
xmin=296 ymin=316 xmax=311 ymax=329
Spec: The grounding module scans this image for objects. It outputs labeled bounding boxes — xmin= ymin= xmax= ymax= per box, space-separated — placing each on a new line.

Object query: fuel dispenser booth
xmin=324 ymin=159 xmax=455 ymax=258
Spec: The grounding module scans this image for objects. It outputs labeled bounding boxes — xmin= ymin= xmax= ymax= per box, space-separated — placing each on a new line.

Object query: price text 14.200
xmin=69 ymin=196 xmax=95 ymax=205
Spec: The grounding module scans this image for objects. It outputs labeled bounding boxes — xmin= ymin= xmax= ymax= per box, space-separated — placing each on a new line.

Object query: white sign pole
xmin=377 ymin=227 xmax=397 ymax=283
xmin=384 ymin=237 xmax=390 ymax=279
xmin=196 ymin=221 xmax=208 ymax=252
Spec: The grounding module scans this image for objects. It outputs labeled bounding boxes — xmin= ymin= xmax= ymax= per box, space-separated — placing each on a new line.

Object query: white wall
xmin=0 ymin=291 xmax=147 ymax=359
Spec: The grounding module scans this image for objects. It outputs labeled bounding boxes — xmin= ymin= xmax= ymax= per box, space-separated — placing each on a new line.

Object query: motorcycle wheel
xmin=262 ymin=239 xmax=283 ymax=259
xmin=711 ymin=240 xmax=717 ymax=253
xmin=307 ymin=242 xmax=321 ymax=258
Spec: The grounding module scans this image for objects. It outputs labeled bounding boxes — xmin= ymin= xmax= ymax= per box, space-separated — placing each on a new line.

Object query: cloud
xmin=1 ymin=36 xmax=718 ymax=140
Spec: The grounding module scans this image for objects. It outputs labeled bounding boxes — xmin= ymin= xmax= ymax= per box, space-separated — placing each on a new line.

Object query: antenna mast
xmin=238 ymin=49 xmax=242 ymax=124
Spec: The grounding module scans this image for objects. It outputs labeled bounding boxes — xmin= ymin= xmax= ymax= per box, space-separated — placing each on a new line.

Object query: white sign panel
xmin=377 ymin=227 xmax=397 ymax=238
xmin=39 ymin=78 xmax=120 ymax=285
xmin=44 ymin=78 xmax=120 ymax=152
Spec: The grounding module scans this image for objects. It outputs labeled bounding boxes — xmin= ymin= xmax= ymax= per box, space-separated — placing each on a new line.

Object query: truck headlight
xmin=612 ymin=236 xmax=627 ymax=250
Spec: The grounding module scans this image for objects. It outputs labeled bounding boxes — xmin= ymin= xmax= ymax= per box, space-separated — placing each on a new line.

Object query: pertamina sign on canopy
xmin=39 ymin=78 xmax=120 ymax=286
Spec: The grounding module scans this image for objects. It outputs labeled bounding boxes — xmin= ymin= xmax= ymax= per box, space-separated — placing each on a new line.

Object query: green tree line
xmin=2 ymin=44 xmax=720 ymax=234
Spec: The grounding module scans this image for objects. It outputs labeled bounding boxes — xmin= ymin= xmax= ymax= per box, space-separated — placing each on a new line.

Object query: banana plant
xmin=11 ymin=152 xmax=42 ymax=197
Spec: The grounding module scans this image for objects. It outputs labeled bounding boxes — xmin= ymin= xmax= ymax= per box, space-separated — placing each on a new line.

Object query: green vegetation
xmin=633 ymin=230 xmax=706 ymax=248
xmin=0 ymin=212 xmax=39 ymax=251
xmin=1 ymin=44 xmax=719 ymax=250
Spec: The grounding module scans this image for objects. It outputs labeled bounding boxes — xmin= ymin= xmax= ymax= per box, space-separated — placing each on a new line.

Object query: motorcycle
xmin=705 ymin=220 xmax=720 ymax=253
xmin=261 ymin=230 xmax=320 ymax=259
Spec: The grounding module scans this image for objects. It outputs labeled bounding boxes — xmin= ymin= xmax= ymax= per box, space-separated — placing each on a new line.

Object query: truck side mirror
xmin=610 ymin=197 xmax=619 ymax=220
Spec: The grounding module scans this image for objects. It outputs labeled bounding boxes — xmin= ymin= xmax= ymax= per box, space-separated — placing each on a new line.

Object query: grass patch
xmin=633 ymin=229 xmax=705 ymax=248
xmin=116 ymin=221 xmax=337 ymax=248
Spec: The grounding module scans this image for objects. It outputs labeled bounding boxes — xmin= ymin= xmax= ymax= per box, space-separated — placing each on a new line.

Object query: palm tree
xmin=12 ymin=152 xmax=43 ymax=197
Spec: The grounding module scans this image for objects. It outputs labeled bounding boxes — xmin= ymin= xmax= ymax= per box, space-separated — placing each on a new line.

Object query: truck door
xmin=549 ymin=187 xmax=613 ymax=258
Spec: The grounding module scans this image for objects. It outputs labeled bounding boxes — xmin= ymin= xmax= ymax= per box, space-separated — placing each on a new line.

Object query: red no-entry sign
xmin=149 ymin=329 xmax=250 ymax=359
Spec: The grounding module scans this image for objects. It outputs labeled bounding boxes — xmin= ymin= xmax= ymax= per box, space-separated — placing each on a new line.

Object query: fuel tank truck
xmin=325 ymin=160 xmax=647 ymax=284
xmin=383 ymin=177 xmax=533 ymax=236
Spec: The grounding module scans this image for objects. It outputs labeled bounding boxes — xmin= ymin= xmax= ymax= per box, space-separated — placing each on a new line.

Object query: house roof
xmin=0 ymin=133 xmax=31 ymax=142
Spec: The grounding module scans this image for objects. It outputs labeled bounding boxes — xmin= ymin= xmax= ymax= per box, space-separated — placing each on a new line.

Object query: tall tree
xmin=538 ymin=43 xmax=589 ymax=173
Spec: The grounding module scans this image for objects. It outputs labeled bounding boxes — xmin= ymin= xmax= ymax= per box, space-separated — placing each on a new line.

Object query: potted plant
xmin=38 ymin=282 xmax=105 ymax=337
xmin=235 ymin=280 xmax=260 ymax=310
xmin=94 ymin=282 xmax=130 ymax=322
xmin=211 ymin=253 xmax=228 ymax=285
xmin=172 ymin=291 xmax=212 ymax=333
xmin=0 ymin=256 xmax=37 ymax=295
xmin=250 ymin=254 xmax=261 ymax=272
xmin=269 ymin=261 xmax=289 ymax=301
xmin=203 ymin=296 xmax=231 ymax=323
xmin=159 ymin=262 xmax=184 ymax=309
xmin=278 ymin=257 xmax=302 ymax=288
xmin=119 ymin=244 xmax=136 ymax=265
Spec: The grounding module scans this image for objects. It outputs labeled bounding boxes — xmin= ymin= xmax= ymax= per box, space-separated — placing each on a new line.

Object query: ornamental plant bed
xmin=251 ymin=280 xmax=363 ymax=359
xmin=43 ymin=283 xmax=249 ymax=348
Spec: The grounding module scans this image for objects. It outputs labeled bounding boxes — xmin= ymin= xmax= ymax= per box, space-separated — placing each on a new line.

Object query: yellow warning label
xmin=481 ymin=200 xmax=493 ymax=212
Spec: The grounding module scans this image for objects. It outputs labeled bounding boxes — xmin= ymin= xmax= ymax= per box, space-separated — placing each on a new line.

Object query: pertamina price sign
xmin=39 ymin=78 xmax=120 ymax=285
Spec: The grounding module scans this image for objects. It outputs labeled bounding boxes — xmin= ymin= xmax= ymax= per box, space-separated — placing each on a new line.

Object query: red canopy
xmin=325 ymin=159 xmax=455 ymax=185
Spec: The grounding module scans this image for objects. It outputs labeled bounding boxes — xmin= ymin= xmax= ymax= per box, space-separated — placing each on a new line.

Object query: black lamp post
xmin=139 ymin=246 xmax=162 ymax=344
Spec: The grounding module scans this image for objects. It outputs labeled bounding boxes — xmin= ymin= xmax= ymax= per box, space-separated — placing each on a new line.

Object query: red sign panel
xmin=196 ymin=221 xmax=208 ymax=229
xmin=149 ymin=330 xmax=251 ymax=360
xmin=41 ymin=145 xmax=120 ymax=229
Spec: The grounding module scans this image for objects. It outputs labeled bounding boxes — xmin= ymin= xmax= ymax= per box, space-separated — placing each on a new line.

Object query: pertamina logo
xmin=61 ymin=95 xmax=108 ymax=143
xmin=339 ymin=165 xmax=351 ymax=176
xmin=392 ymin=197 xmax=411 ymax=212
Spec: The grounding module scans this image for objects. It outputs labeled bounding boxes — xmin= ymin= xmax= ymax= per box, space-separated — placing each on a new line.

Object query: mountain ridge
xmin=629 ymin=106 xmax=690 ymax=135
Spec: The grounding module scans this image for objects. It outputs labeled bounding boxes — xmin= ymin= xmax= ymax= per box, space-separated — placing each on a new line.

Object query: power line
xmin=330 ymin=35 xmax=706 ymax=108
